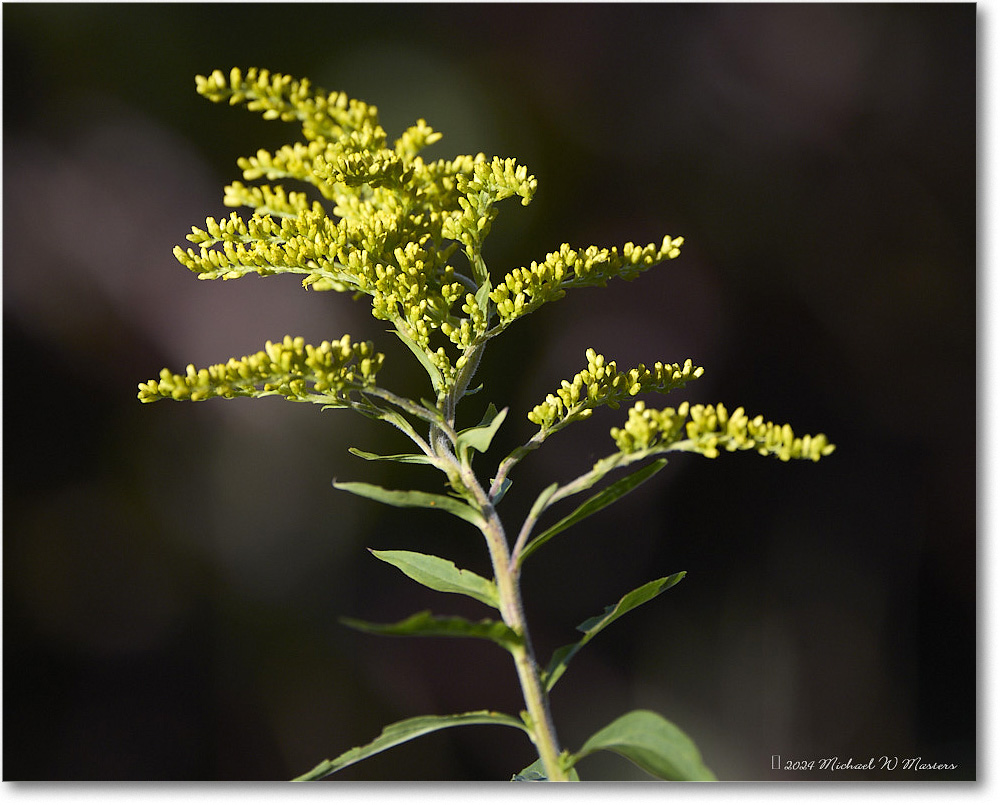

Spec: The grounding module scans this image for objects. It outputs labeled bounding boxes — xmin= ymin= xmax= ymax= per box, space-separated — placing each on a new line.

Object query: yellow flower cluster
xmin=491 ymin=237 xmax=684 ymax=327
xmin=180 ymin=70 xmax=547 ymax=383
xmin=169 ymin=69 xmax=695 ymax=399
xmin=174 ymin=207 xmax=350 ymax=283
xmin=394 ymin=119 xmax=444 ymax=160
xmin=528 ymin=349 xmax=704 ymax=431
xmin=221 ymin=181 xmax=326 ymax=219
xmin=611 ymin=401 xmax=836 ymax=462
xmin=137 ymin=335 xmax=383 ymax=405
xmin=367 ymin=239 xmax=467 ymax=342
xmin=196 ymin=67 xmax=379 ymax=142
xmin=441 ymin=157 xmax=537 ymax=270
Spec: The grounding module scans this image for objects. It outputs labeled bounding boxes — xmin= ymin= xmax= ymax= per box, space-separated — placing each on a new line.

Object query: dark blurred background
xmin=3 ymin=2 xmax=976 ymax=781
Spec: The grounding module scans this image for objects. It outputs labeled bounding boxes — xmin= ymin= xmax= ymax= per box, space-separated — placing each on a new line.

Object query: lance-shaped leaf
xmin=474 ymin=277 xmax=494 ymax=324
xmin=543 ymin=573 xmax=685 ymax=692
xmin=370 ymin=549 xmax=499 ymax=609
xmin=341 ymin=610 xmax=522 ymax=651
xmin=348 ymin=447 xmax=437 ymax=465
xmin=527 ymin=482 xmax=560 ymax=525
xmin=490 ymin=476 xmax=513 ymax=505
xmin=333 ymin=479 xmax=485 ymax=527
xmin=455 ymin=404 xmax=508 ymax=462
xmin=347 ymin=399 xmax=428 ymax=446
xmin=395 ymin=329 xmax=446 ymax=394
xmin=572 ymin=709 xmax=716 ymax=781
xmin=519 ymin=459 xmax=667 ymax=566
xmin=294 ymin=710 xmax=529 ymax=781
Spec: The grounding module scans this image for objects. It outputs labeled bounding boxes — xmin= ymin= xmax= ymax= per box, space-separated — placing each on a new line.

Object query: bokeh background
xmin=3 ymin=2 xmax=976 ymax=782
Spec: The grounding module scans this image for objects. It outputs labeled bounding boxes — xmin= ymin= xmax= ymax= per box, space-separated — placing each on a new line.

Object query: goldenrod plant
xmin=139 ymin=68 xmax=835 ymax=781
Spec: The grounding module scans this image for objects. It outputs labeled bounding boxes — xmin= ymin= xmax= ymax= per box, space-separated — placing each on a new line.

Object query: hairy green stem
xmin=489 ymin=411 xmax=589 ymax=500
xmin=509 ymin=507 xmax=544 ymax=571
xmin=456 ymin=462 xmax=567 ymax=781
xmin=489 ymin=431 xmax=545 ymax=500
xmin=483 ymin=514 xmax=567 ymax=780
xmin=413 ymin=278 xmax=568 ymax=779
xmin=451 ymin=342 xmax=487 ymax=411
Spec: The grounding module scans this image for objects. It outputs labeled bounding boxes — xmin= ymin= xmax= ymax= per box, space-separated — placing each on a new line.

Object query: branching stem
xmin=455 ymin=461 xmax=567 ymax=781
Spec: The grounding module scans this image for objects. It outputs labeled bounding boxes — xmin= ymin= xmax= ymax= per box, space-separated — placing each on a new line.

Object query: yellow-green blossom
xmin=172 ymin=69 xmax=692 ymax=395
xmin=491 ymin=237 xmax=684 ymax=328
xmin=528 ymin=349 xmax=704 ymax=431
xmin=137 ymin=335 xmax=383 ymax=405
xmin=196 ymin=67 xmax=379 ymax=142
xmin=611 ymin=401 xmax=836 ymax=462
xmin=178 ymin=71 xmax=542 ymax=385
xmin=441 ymin=156 xmax=537 ymax=278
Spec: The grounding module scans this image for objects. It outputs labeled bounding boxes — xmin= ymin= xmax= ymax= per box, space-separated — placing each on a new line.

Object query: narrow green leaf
xmin=351 ymin=400 xmax=424 ymax=443
xmin=349 ymin=447 xmax=437 ymax=465
xmin=520 ymin=459 xmax=667 ymax=566
xmin=293 ymin=710 xmax=529 ymax=781
xmin=553 ymin=451 xmax=631 ymax=499
xmin=575 ymin=572 xmax=685 ymax=634
xmin=419 ymin=397 xmax=445 ymax=417
xmin=543 ymin=573 xmax=685 ymax=692
xmin=455 ymin=405 xmax=508 ymax=461
xmin=333 ymin=479 xmax=484 ymax=527
xmin=341 ymin=610 xmax=522 ymax=650
xmin=573 ymin=709 xmax=716 ymax=781
xmin=370 ymin=549 xmax=499 ymax=609
xmin=394 ymin=329 xmax=445 ymax=393
xmin=527 ymin=482 xmax=559 ymax=524
xmin=490 ymin=476 xmax=513 ymax=505
xmin=474 ymin=276 xmax=493 ymax=317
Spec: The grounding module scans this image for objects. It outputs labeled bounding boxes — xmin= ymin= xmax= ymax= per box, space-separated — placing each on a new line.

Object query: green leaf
xmin=519 ymin=459 xmax=667 ymax=566
xmin=349 ymin=447 xmax=437 ymax=465
xmin=370 ymin=549 xmax=499 ymax=609
xmin=394 ymin=329 xmax=445 ymax=394
xmin=455 ymin=405 xmax=508 ymax=462
xmin=333 ymin=479 xmax=485 ymax=527
xmin=512 ymin=757 xmax=581 ymax=782
xmin=341 ymin=610 xmax=522 ymax=650
xmin=474 ymin=276 xmax=493 ymax=316
xmin=527 ymin=481 xmax=559 ymax=525
xmin=543 ymin=573 xmax=685 ymax=692
xmin=351 ymin=399 xmax=425 ymax=444
xmin=490 ymin=476 xmax=513 ymax=505
xmin=471 ymin=402 xmax=500 ymax=429
xmin=419 ymin=397 xmax=445 ymax=416
xmin=293 ymin=710 xmax=529 ymax=781
xmin=572 ymin=709 xmax=716 ymax=781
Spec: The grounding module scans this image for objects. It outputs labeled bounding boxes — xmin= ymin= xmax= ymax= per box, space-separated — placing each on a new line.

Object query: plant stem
xmin=433 ymin=313 xmax=566 ymax=779
xmin=458 ymin=463 xmax=568 ymax=781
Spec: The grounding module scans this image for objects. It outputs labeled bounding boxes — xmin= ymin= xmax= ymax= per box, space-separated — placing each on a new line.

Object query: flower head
xmin=137 ymin=335 xmax=383 ymax=405
xmin=611 ymin=401 xmax=836 ymax=462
